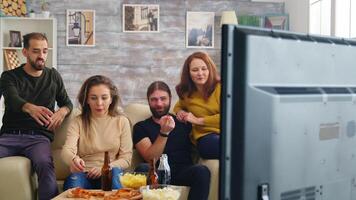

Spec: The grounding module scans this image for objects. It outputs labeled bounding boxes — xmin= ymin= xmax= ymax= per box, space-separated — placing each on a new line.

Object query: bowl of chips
xmin=119 ymin=172 xmax=147 ymax=189
xmin=140 ymin=184 xmax=181 ymax=200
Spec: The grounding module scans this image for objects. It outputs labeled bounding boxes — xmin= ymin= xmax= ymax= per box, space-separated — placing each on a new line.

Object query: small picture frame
xmin=123 ymin=4 xmax=159 ymax=32
xmin=4 ymin=49 xmax=20 ymax=70
xmin=264 ymin=14 xmax=289 ymax=30
xmin=9 ymin=30 xmax=22 ymax=47
xmin=66 ymin=9 xmax=96 ymax=46
xmin=186 ymin=12 xmax=215 ymax=48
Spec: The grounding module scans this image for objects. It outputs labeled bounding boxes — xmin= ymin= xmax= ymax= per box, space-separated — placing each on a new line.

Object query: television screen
xmin=220 ymin=25 xmax=356 ymax=200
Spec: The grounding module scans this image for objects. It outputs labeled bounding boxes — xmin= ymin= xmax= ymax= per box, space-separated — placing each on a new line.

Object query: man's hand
xmin=47 ymin=107 xmax=69 ymax=131
xmin=22 ymin=103 xmax=53 ymax=126
xmin=87 ymin=167 xmax=101 ymax=179
xmin=70 ymin=157 xmax=86 ymax=173
xmin=159 ymin=115 xmax=175 ymax=134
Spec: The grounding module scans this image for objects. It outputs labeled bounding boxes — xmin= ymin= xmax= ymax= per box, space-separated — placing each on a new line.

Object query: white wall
xmin=285 ymin=0 xmax=309 ymax=33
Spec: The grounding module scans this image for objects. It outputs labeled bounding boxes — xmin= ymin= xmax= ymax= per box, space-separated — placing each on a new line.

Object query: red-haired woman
xmin=174 ymin=52 xmax=220 ymax=159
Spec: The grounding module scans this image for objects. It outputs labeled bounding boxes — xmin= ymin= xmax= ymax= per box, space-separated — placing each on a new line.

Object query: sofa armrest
xmin=199 ymin=159 xmax=219 ymax=200
xmin=0 ymin=156 xmax=37 ymax=200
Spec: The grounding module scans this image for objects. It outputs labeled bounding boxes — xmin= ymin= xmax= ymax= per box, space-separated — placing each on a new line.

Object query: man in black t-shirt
xmin=0 ymin=33 xmax=73 ymax=200
xmin=133 ymin=81 xmax=210 ymax=200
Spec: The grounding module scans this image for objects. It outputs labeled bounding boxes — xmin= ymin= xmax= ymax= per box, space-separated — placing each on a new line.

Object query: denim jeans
xmin=0 ymin=133 xmax=58 ymax=200
xmin=63 ymin=167 xmax=123 ymax=190
xmin=196 ymin=133 xmax=220 ymax=159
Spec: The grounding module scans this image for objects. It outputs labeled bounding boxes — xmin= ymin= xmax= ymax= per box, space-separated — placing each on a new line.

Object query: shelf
xmin=0 ymin=17 xmax=56 ymax=21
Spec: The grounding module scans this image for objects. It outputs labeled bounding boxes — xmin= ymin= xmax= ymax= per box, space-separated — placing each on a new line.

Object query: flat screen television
xmin=220 ymin=25 xmax=356 ymax=200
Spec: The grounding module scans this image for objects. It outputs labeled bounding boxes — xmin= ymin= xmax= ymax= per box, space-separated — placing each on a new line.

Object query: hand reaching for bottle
xmin=159 ymin=115 xmax=175 ymax=134
xmin=87 ymin=167 xmax=101 ymax=179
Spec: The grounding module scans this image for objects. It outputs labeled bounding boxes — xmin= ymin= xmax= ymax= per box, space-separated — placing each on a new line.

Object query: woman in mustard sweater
xmin=174 ymin=52 xmax=220 ymax=159
xmin=61 ymin=75 xmax=132 ymax=190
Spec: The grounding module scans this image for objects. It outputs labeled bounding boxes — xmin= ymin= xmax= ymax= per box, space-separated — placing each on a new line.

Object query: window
xmin=309 ymin=0 xmax=331 ymax=36
xmin=309 ymin=0 xmax=356 ymax=38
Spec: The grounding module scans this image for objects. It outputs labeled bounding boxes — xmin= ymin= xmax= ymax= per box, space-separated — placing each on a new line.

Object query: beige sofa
xmin=0 ymin=103 xmax=219 ymax=200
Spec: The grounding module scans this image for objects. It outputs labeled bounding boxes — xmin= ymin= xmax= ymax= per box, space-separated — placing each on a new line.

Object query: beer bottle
xmin=101 ymin=151 xmax=112 ymax=191
xmin=148 ymin=158 xmax=158 ymax=185
xmin=157 ymin=154 xmax=171 ymax=184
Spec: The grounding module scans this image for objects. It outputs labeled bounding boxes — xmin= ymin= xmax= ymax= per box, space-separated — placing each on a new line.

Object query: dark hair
xmin=147 ymin=81 xmax=172 ymax=99
xmin=23 ymin=32 xmax=48 ymax=49
xmin=77 ymin=75 xmax=122 ymax=137
xmin=176 ymin=51 xmax=220 ymax=100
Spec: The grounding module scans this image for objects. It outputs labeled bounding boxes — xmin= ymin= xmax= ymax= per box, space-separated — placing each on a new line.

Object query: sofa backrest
xmin=51 ymin=108 xmax=80 ymax=180
xmin=123 ymin=103 xmax=151 ymax=170
xmin=52 ymin=108 xmax=81 ymax=150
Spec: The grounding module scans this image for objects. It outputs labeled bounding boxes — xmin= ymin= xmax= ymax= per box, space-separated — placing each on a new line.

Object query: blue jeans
xmin=197 ymin=133 xmax=220 ymax=159
xmin=0 ymin=133 xmax=58 ymax=200
xmin=63 ymin=167 xmax=123 ymax=190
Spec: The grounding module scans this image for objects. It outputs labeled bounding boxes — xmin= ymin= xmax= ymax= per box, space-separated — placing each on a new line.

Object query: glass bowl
xmin=140 ymin=184 xmax=181 ymax=200
xmin=119 ymin=172 xmax=147 ymax=189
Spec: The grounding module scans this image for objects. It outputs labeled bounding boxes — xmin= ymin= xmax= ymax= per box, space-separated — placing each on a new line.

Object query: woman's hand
xmin=70 ymin=157 xmax=86 ymax=173
xmin=176 ymin=110 xmax=189 ymax=122
xmin=185 ymin=112 xmax=204 ymax=125
xmin=87 ymin=167 xmax=101 ymax=179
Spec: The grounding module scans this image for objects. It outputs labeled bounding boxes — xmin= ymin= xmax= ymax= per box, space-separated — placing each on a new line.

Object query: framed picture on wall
xmin=264 ymin=14 xmax=289 ymax=30
xmin=186 ymin=11 xmax=215 ymax=48
xmin=66 ymin=9 xmax=95 ymax=46
xmin=9 ymin=30 xmax=22 ymax=47
xmin=123 ymin=4 xmax=159 ymax=32
xmin=238 ymin=15 xmax=264 ymax=27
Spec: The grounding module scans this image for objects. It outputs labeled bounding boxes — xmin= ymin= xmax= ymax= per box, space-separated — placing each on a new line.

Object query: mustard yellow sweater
xmin=61 ymin=115 xmax=132 ymax=171
xmin=174 ymin=83 xmax=220 ymax=143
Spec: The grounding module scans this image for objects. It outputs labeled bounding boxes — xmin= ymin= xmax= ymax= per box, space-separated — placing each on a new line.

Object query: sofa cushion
xmin=53 ymin=149 xmax=71 ymax=180
xmin=123 ymin=103 xmax=151 ymax=128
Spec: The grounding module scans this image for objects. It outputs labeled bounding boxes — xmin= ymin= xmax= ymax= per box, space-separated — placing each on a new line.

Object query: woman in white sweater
xmin=61 ymin=75 xmax=132 ymax=190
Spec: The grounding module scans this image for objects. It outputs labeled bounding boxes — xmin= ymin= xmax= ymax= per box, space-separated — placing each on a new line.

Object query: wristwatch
xmin=159 ymin=132 xmax=169 ymax=137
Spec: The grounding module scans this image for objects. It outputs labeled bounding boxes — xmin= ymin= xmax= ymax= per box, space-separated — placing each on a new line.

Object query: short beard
xmin=150 ymin=103 xmax=170 ymax=119
xmin=29 ymin=59 xmax=45 ymax=71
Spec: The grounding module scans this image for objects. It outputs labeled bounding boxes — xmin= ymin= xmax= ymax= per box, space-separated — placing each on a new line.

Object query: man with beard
xmin=133 ymin=81 xmax=210 ymax=200
xmin=0 ymin=32 xmax=73 ymax=200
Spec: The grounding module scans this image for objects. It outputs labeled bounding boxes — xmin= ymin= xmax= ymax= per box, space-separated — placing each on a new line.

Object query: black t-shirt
xmin=133 ymin=115 xmax=193 ymax=174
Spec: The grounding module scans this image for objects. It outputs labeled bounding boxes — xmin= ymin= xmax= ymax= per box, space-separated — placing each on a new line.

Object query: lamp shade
xmin=220 ymin=11 xmax=238 ymax=27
